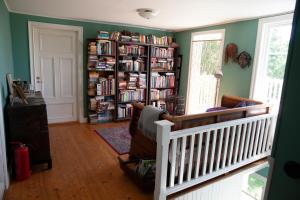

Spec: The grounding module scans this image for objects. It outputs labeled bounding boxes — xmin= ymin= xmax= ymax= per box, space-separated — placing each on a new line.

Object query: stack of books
xmin=127 ymin=73 xmax=138 ymax=90
xmin=97 ymin=31 xmax=109 ymax=39
xmin=151 ymin=73 xmax=175 ymax=88
xmin=97 ymin=40 xmax=114 ymax=55
xmin=137 ymin=74 xmax=147 ymax=89
xmin=118 ymin=72 xmax=127 ymax=89
xmin=118 ymin=104 xmax=133 ymax=119
xmin=95 ymin=57 xmax=115 ymax=70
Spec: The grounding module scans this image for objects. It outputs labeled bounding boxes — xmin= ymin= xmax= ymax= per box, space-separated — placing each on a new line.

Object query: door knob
xmin=284 ymin=161 xmax=300 ymax=179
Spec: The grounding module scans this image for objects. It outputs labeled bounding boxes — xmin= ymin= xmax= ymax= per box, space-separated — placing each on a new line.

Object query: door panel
xmin=266 ymin=2 xmax=300 ymax=199
xmin=32 ymin=25 xmax=77 ymax=123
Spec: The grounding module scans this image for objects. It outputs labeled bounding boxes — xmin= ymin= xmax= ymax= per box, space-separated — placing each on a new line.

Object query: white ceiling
xmin=5 ymin=0 xmax=296 ymax=31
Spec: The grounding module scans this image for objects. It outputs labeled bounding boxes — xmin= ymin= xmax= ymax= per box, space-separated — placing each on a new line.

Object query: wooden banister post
xmin=154 ymin=120 xmax=174 ymax=200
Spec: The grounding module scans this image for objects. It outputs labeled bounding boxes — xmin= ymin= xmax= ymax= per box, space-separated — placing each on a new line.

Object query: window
xmin=186 ymin=29 xmax=225 ymax=114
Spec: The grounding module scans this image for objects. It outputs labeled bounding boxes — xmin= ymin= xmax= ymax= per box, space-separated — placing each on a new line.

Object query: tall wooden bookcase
xmin=87 ymin=38 xmax=181 ymax=123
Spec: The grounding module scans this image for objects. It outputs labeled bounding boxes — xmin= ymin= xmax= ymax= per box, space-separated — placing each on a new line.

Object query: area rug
xmin=95 ymin=127 xmax=131 ymax=155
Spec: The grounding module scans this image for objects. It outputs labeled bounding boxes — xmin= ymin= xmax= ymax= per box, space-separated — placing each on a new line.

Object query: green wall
xmin=0 ymin=0 xmax=14 ymax=107
xmin=9 ymin=13 xmax=172 ymax=115
xmin=174 ymin=20 xmax=258 ymax=100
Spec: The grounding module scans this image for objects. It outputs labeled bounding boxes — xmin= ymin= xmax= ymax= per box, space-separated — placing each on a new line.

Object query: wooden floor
xmin=4 ymin=122 xmax=153 ymax=200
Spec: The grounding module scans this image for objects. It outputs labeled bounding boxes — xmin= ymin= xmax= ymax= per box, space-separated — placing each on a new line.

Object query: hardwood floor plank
xmin=5 ymin=122 xmax=152 ymax=200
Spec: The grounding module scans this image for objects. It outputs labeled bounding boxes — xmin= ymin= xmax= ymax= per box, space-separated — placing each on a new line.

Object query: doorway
xmin=28 ymin=22 xmax=84 ymax=123
xmin=186 ymin=29 xmax=225 ymax=114
xmin=250 ymin=14 xmax=293 ymax=112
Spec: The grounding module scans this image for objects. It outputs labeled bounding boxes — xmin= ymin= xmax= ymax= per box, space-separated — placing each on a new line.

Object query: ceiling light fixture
xmin=137 ymin=8 xmax=159 ymax=19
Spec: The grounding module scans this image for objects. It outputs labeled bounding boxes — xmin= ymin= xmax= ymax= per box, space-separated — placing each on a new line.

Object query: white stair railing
xmin=154 ymin=114 xmax=275 ymax=200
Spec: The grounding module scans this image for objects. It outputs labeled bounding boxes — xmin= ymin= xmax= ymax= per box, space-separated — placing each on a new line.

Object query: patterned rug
xmin=95 ymin=126 xmax=131 ymax=155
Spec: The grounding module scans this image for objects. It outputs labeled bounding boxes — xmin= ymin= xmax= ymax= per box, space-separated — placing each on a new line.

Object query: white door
xmin=30 ymin=23 xmax=78 ymax=123
xmin=250 ymin=14 xmax=293 ymax=112
xmin=186 ymin=29 xmax=225 ymax=114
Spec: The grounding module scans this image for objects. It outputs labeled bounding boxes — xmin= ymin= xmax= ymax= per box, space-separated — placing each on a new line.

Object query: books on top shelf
xmin=96 ymin=40 xmax=114 ymax=55
xmin=97 ymin=31 xmax=110 ymax=39
xmin=151 ymin=72 xmax=175 ymax=88
xmin=118 ymin=104 xmax=133 ymax=119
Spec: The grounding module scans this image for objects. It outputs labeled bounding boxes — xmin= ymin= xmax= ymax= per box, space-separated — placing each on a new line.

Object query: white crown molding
xmin=3 ymin=0 xmax=11 ymax=12
xmin=8 ymin=9 xmax=173 ymax=32
xmin=173 ymin=11 xmax=294 ymax=32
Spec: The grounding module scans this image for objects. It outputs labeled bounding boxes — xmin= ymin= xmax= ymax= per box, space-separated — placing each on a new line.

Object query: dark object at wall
xmin=224 ymin=43 xmax=238 ymax=63
xmin=7 ymin=92 xmax=52 ymax=170
xmin=237 ymin=51 xmax=252 ymax=68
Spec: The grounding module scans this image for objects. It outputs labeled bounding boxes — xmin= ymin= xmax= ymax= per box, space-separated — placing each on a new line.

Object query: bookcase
xmin=87 ymin=38 xmax=116 ymax=123
xmin=86 ymin=33 xmax=182 ymax=123
xmin=115 ymin=41 xmax=150 ymax=120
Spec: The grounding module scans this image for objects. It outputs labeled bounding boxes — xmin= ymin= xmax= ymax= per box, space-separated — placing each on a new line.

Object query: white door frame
xmin=0 ymin=89 xmax=9 ymax=197
xmin=249 ymin=14 xmax=293 ymax=99
xmin=28 ymin=21 xmax=86 ymax=123
xmin=186 ymin=29 xmax=225 ymax=114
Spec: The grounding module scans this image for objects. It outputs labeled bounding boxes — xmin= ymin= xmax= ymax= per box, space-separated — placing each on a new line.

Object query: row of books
xmin=96 ymin=40 xmax=114 ymax=55
xmin=117 ymin=104 xmax=133 ymax=119
xmin=95 ymin=30 xmax=174 ymax=46
xmin=118 ymin=89 xmax=146 ymax=102
xmin=151 ymin=58 xmax=174 ymax=71
xmin=89 ymin=96 xmax=115 ymax=113
xmin=151 ymin=47 xmax=174 ymax=58
xmin=87 ymin=75 xmax=115 ymax=96
xmin=89 ymin=111 xmax=114 ymax=123
xmin=151 ymin=73 xmax=175 ymax=88
xmin=151 ymin=89 xmax=174 ymax=100
xmin=119 ymin=45 xmax=145 ymax=56
xmin=119 ymin=58 xmax=145 ymax=71
xmin=88 ymin=56 xmax=115 ymax=71
xmin=118 ymin=73 xmax=147 ymax=89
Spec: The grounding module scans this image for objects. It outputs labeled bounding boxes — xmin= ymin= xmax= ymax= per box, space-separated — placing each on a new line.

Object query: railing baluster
xmin=227 ymin=126 xmax=236 ymax=166
xmin=248 ymin=121 xmax=257 ymax=158
xmin=265 ymin=117 xmax=274 ymax=152
xmin=194 ymin=133 xmax=203 ymax=178
xmin=238 ymin=123 xmax=247 ymax=162
xmin=201 ymin=131 xmax=211 ymax=176
xmin=209 ymin=130 xmax=217 ymax=173
xmin=187 ymin=135 xmax=195 ymax=181
xmin=179 ymin=136 xmax=187 ymax=184
xmin=222 ymin=127 xmax=230 ymax=169
xmin=216 ymin=128 xmax=224 ymax=170
xmin=233 ymin=124 xmax=242 ymax=164
xmin=253 ymin=120 xmax=262 ymax=156
xmin=257 ymin=119 xmax=266 ymax=155
xmin=262 ymin=118 xmax=271 ymax=152
xmin=243 ymin=122 xmax=252 ymax=160
xmin=169 ymin=138 xmax=177 ymax=187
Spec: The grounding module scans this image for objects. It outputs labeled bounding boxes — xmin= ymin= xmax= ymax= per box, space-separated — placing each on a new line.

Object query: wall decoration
xmin=237 ymin=51 xmax=251 ymax=68
xmin=224 ymin=43 xmax=238 ymax=63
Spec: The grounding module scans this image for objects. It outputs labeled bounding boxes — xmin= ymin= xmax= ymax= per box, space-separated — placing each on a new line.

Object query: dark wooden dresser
xmin=7 ymin=92 xmax=52 ymax=169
